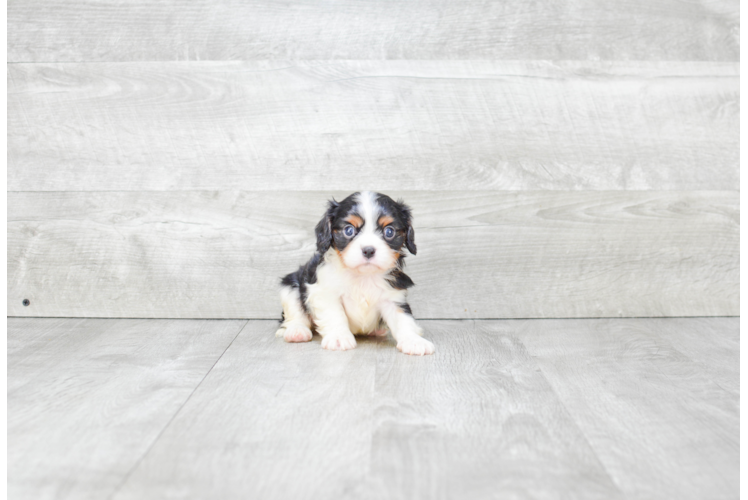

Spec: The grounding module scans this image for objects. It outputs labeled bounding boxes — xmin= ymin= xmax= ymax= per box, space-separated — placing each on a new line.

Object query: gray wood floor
xmin=8 ymin=317 xmax=738 ymax=500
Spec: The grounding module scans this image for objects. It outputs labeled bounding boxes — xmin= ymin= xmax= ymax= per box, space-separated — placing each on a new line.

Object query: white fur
xmin=275 ymin=286 xmax=312 ymax=343
xmin=277 ymin=191 xmax=435 ymax=355
xmin=306 ymin=250 xmax=433 ymax=354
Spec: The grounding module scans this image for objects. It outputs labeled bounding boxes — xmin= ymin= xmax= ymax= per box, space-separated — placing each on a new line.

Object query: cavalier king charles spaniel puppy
xmin=275 ymin=191 xmax=434 ymax=356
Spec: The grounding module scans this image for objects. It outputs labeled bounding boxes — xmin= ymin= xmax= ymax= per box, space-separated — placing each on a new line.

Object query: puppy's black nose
xmin=362 ymin=246 xmax=376 ymax=259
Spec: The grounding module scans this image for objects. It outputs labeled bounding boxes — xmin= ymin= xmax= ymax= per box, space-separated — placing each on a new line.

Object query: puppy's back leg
xmin=275 ymin=285 xmax=313 ymax=343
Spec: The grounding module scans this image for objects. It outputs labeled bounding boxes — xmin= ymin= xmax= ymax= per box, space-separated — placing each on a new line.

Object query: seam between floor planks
xmin=106 ymin=319 xmax=248 ymax=500
xmin=111 ymin=319 xmax=630 ymax=499
xmin=464 ymin=318 xmax=628 ymax=498
xmin=469 ymin=319 xmax=626 ymax=498
xmin=526 ymin=362 xmax=623 ymax=496
xmin=510 ymin=317 xmax=739 ymax=499
xmin=528 ymin=358 xmax=630 ymax=496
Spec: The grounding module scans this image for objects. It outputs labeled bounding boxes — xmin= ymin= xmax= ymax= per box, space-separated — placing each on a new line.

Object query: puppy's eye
xmin=343 ymin=225 xmax=355 ymax=237
xmin=383 ymin=226 xmax=395 ymax=240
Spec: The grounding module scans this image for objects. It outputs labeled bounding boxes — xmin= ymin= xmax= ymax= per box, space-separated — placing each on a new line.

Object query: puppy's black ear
xmin=397 ymin=198 xmax=417 ymax=255
xmin=315 ymin=199 xmax=339 ymax=254
xmin=406 ymin=226 xmax=417 ymax=255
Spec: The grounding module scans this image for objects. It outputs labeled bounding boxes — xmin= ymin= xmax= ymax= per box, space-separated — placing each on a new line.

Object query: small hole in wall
xmin=22 ymin=299 xmax=30 ymax=307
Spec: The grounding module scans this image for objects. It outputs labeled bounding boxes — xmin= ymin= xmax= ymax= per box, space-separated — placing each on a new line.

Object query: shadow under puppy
xmin=275 ymin=191 xmax=435 ymax=355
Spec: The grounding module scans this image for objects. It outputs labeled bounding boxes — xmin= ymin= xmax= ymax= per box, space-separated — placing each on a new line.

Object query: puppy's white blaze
xmin=357 ymin=191 xmax=378 ymax=231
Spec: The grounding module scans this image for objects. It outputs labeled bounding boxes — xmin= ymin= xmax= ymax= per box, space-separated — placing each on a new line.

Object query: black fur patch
xmin=396 ymin=302 xmax=413 ymax=316
xmin=387 ymin=269 xmax=415 ymax=290
xmin=279 ymin=252 xmax=323 ymax=315
xmin=314 ymin=200 xmax=339 ymax=254
xmin=396 ymin=253 xmax=406 ymax=269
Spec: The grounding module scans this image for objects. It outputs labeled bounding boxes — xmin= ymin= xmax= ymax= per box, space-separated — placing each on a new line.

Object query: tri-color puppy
xmin=275 ymin=191 xmax=434 ymax=356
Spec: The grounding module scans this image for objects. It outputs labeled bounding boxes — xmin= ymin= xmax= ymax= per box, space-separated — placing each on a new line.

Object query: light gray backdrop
xmin=7 ymin=0 xmax=739 ymax=319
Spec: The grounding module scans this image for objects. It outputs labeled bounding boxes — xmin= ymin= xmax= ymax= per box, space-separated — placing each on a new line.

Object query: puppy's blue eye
xmin=344 ymin=225 xmax=355 ymax=237
xmin=384 ymin=226 xmax=395 ymax=240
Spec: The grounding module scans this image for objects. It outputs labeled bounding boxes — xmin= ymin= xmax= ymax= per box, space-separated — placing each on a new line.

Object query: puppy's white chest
xmin=341 ymin=286 xmax=381 ymax=334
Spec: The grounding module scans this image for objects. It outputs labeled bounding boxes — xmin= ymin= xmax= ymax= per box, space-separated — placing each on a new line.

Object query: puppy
xmin=275 ymin=191 xmax=434 ymax=356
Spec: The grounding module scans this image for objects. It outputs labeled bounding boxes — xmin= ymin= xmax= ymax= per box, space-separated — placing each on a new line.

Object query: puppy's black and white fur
xmin=275 ymin=191 xmax=434 ymax=355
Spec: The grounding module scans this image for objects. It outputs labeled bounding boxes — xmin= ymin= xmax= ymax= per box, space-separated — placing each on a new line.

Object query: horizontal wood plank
xmin=8 ymin=317 xmax=246 ymax=500
xmin=7 ymin=190 xmax=738 ymax=319
xmin=8 ymin=61 xmax=738 ymax=191
xmin=8 ymin=0 xmax=739 ymax=62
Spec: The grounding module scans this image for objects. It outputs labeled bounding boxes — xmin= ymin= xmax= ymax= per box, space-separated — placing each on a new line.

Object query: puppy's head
xmin=315 ymin=191 xmax=416 ymax=274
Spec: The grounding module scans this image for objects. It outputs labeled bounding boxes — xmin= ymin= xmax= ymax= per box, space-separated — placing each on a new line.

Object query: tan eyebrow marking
xmin=378 ymin=215 xmax=394 ymax=227
xmin=345 ymin=215 xmax=363 ymax=228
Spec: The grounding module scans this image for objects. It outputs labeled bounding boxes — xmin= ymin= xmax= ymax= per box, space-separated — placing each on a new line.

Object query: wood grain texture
xmin=8 ymin=318 xmax=738 ymax=499
xmin=652 ymin=317 xmax=739 ymax=397
xmin=7 ymin=317 xmax=246 ymax=500
xmin=8 ymin=61 xmax=738 ymax=192
xmin=112 ymin=320 xmax=384 ymax=500
xmin=7 ymin=190 xmax=738 ymax=319
xmin=112 ymin=320 xmax=623 ymax=500
xmin=7 ymin=0 xmax=739 ymax=62
xmin=508 ymin=317 xmax=739 ymax=500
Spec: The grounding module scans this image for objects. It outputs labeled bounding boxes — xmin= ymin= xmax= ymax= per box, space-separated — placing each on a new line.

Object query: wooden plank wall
xmin=7 ymin=1 xmax=739 ymax=319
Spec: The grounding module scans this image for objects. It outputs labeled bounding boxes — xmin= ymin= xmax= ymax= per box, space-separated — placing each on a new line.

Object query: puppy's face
xmin=315 ymin=191 xmax=416 ymax=275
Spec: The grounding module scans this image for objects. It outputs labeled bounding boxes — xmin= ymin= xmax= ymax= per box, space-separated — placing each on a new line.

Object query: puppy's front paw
xmin=397 ymin=336 xmax=435 ymax=356
xmin=282 ymin=324 xmax=313 ymax=343
xmin=321 ymin=332 xmax=357 ymax=351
